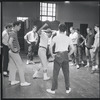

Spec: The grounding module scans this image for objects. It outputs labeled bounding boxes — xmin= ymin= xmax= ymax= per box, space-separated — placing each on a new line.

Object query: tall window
xmin=40 ymin=2 xmax=56 ymax=21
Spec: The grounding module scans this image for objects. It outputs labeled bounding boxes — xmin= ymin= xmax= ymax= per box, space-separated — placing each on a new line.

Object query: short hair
xmin=87 ymin=27 xmax=92 ymax=30
xmin=94 ymin=24 xmax=99 ymax=28
xmin=13 ymin=21 xmax=22 ymax=27
xmin=32 ymin=25 xmax=37 ymax=29
xmin=70 ymin=26 xmax=74 ymax=30
xmin=76 ymin=28 xmax=80 ymax=32
xmin=58 ymin=24 xmax=66 ymax=32
xmin=5 ymin=23 xmax=12 ymax=29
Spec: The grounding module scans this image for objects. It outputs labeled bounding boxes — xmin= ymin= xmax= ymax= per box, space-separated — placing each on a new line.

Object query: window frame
xmin=40 ymin=2 xmax=56 ymax=21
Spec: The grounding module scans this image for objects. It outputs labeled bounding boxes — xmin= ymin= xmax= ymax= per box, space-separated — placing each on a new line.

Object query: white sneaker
xmin=33 ymin=71 xmax=38 ymax=78
xmin=91 ymin=66 xmax=95 ymax=71
xmin=43 ymin=76 xmax=50 ymax=81
xmin=81 ymin=61 xmax=84 ymax=64
xmin=85 ymin=64 xmax=89 ymax=67
xmin=3 ymin=72 xmax=7 ymax=75
xmin=20 ymin=82 xmax=31 ymax=86
xmin=46 ymin=89 xmax=55 ymax=94
xmin=76 ymin=65 xmax=80 ymax=69
xmin=66 ymin=88 xmax=71 ymax=93
xmin=11 ymin=81 xmax=20 ymax=85
xmin=26 ymin=60 xmax=30 ymax=64
xmin=94 ymin=65 xmax=98 ymax=70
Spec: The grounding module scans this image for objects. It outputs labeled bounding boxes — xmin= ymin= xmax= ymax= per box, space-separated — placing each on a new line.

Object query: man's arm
xmin=8 ymin=37 xmax=18 ymax=52
xmin=49 ymin=39 xmax=55 ymax=58
xmin=37 ymin=23 xmax=48 ymax=35
xmin=24 ymin=32 xmax=31 ymax=44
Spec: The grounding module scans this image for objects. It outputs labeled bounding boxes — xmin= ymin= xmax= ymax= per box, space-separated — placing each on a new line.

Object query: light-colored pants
xmin=8 ymin=50 xmax=25 ymax=83
xmin=38 ymin=47 xmax=48 ymax=71
xmin=70 ymin=44 xmax=78 ymax=64
xmin=90 ymin=48 xmax=99 ymax=66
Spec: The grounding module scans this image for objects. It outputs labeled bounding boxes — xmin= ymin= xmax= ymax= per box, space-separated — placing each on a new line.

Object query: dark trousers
xmin=51 ymin=51 xmax=70 ymax=90
xmin=2 ymin=44 xmax=9 ymax=72
xmin=27 ymin=42 xmax=36 ymax=61
xmin=77 ymin=46 xmax=84 ymax=64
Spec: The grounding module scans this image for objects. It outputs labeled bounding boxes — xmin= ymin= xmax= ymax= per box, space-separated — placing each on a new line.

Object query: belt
xmin=55 ymin=51 xmax=68 ymax=54
xmin=39 ymin=46 xmax=47 ymax=50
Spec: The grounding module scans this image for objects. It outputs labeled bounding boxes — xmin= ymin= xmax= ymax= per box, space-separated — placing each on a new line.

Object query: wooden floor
xmin=2 ymin=53 xmax=99 ymax=98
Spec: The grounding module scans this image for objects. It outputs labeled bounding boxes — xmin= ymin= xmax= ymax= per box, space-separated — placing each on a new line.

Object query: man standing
xmin=85 ymin=27 xmax=94 ymax=67
xmin=46 ymin=24 xmax=73 ymax=94
xmin=2 ymin=23 xmax=12 ymax=76
xmin=8 ymin=21 xmax=31 ymax=86
xmin=24 ymin=25 xmax=38 ymax=64
xmin=76 ymin=28 xmax=85 ymax=68
xmin=32 ymin=23 xmax=51 ymax=81
xmin=90 ymin=25 xmax=99 ymax=73
xmin=69 ymin=27 xmax=79 ymax=68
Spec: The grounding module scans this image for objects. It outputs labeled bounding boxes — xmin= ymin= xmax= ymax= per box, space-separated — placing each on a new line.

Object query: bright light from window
xmin=17 ymin=17 xmax=28 ymax=22
xmin=40 ymin=2 xmax=56 ymax=21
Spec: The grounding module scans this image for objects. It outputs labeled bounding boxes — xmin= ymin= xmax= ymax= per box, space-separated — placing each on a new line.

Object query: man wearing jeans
xmin=24 ymin=25 xmax=38 ymax=64
xmin=2 ymin=23 xmax=12 ymax=76
xmin=69 ymin=27 xmax=79 ymax=69
xmin=90 ymin=25 xmax=99 ymax=73
xmin=46 ymin=24 xmax=73 ymax=94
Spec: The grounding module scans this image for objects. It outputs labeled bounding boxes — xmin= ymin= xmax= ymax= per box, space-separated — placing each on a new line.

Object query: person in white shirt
xmin=90 ymin=25 xmax=99 ymax=73
xmin=2 ymin=23 xmax=13 ymax=76
xmin=24 ymin=25 xmax=38 ymax=64
xmin=69 ymin=27 xmax=79 ymax=69
xmin=46 ymin=24 xmax=73 ymax=94
xmin=32 ymin=23 xmax=52 ymax=81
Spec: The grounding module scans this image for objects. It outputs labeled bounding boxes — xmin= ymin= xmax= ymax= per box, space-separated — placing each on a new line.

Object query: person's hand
xmin=51 ymin=54 xmax=56 ymax=60
xmin=27 ymin=41 xmax=31 ymax=44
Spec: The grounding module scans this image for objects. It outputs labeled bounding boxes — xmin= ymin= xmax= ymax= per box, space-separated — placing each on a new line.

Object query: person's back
xmin=46 ymin=24 xmax=72 ymax=94
xmin=53 ymin=34 xmax=71 ymax=52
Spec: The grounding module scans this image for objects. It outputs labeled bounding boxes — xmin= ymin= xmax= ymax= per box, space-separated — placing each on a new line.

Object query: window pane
xmin=42 ymin=3 xmax=47 ymax=7
xmin=47 ymin=17 xmax=52 ymax=21
xmin=48 ymin=3 xmax=52 ymax=8
xmin=42 ymin=16 xmax=47 ymax=21
xmin=40 ymin=3 xmax=56 ymax=22
xmin=48 ymin=7 xmax=52 ymax=12
xmin=53 ymin=12 xmax=55 ymax=16
xmin=48 ymin=11 xmax=52 ymax=16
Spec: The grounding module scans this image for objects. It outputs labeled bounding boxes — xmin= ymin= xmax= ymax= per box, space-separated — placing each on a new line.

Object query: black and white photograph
xmin=1 ymin=0 xmax=100 ymax=99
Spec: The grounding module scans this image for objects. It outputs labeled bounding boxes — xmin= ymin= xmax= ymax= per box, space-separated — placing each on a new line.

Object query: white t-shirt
xmin=52 ymin=33 xmax=71 ymax=52
xmin=24 ymin=31 xmax=38 ymax=42
xmin=69 ymin=32 xmax=78 ymax=45
xmin=39 ymin=31 xmax=48 ymax=48
xmin=2 ymin=30 xmax=9 ymax=46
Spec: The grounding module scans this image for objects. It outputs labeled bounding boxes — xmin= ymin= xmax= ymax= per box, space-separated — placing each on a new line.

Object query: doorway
xmin=65 ymin=22 xmax=73 ymax=36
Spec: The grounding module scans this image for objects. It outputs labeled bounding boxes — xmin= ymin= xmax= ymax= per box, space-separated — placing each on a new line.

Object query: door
xmin=17 ymin=21 xmax=25 ymax=51
xmin=65 ymin=22 xmax=73 ymax=36
xmin=80 ymin=24 xmax=88 ymax=38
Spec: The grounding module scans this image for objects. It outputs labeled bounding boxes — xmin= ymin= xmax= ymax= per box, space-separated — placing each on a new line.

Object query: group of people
xmin=2 ymin=20 xmax=99 ymax=94
xmin=68 ymin=26 xmax=99 ymax=74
